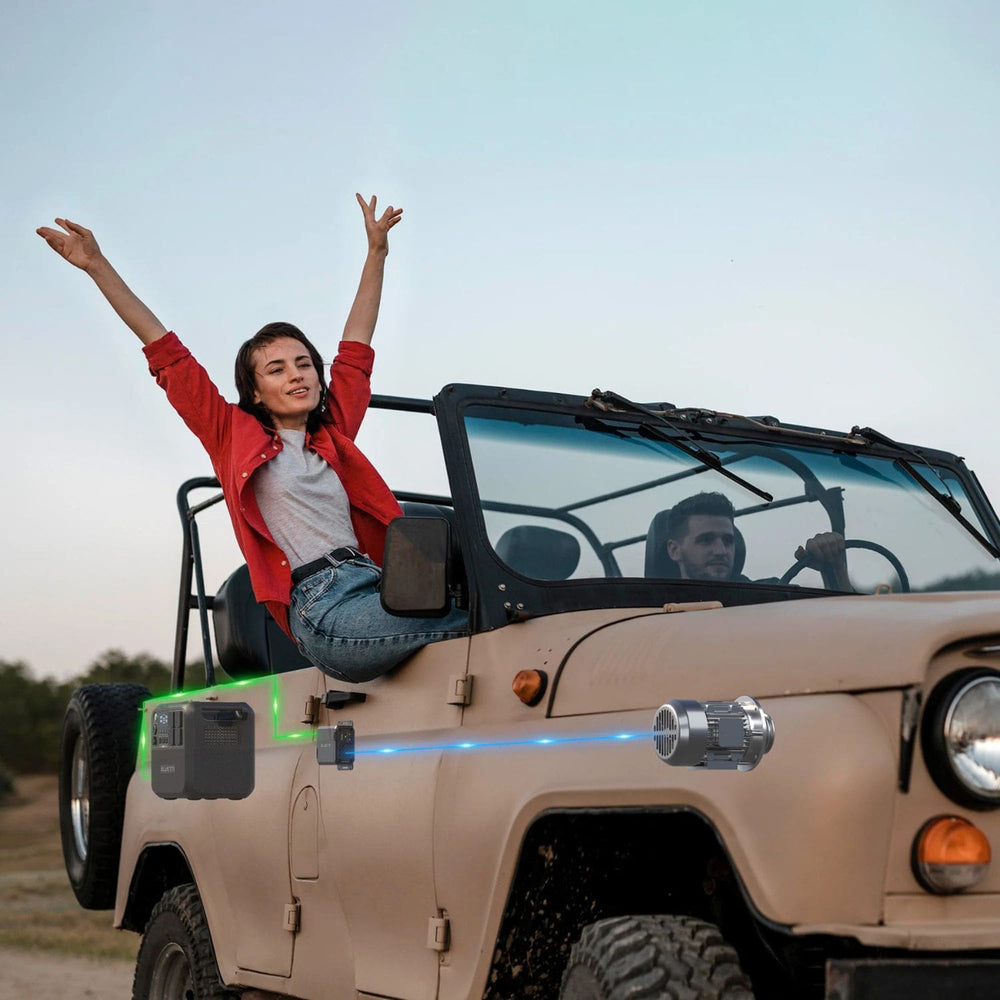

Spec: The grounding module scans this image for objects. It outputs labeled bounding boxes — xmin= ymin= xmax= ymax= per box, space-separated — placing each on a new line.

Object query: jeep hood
xmin=548 ymin=592 xmax=1000 ymax=717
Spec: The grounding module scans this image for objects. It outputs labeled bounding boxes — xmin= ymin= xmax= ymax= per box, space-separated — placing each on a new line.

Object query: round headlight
xmin=922 ymin=669 xmax=1000 ymax=809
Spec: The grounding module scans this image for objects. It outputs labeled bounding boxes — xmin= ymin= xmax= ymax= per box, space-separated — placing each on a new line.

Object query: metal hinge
xmin=446 ymin=674 xmax=473 ymax=706
xmin=301 ymin=695 xmax=321 ymax=725
xmin=426 ymin=915 xmax=450 ymax=952
xmin=283 ymin=902 xmax=301 ymax=933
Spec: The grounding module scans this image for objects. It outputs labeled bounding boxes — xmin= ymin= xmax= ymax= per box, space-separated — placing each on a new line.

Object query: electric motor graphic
xmin=652 ymin=696 xmax=774 ymax=771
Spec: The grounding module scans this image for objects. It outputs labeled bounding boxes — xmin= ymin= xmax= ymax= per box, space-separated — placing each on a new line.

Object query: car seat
xmin=213 ymin=501 xmax=460 ymax=678
xmin=213 ymin=564 xmax=311 ymax=678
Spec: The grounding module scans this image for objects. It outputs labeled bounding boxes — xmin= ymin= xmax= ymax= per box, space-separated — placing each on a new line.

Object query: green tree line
xmin=0 ymin=649 xmax=176 ymax=779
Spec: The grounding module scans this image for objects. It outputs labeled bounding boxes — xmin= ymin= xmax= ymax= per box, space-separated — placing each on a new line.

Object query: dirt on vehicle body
xmin=61 ymin=385 xmax=1000 ymax=999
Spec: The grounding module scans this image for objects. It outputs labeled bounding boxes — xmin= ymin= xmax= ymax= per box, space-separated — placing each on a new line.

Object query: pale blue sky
xmin=4 ymin=1 xmax=999 ymax=678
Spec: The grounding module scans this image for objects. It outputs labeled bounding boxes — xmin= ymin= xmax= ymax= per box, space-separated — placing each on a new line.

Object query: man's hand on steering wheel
xmin=793 ymin=532 xmax=851 ymax=591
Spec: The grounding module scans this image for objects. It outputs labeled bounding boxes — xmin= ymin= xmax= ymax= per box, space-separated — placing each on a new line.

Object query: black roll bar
xmin=173 ymin=477 xmax=225 ymax=690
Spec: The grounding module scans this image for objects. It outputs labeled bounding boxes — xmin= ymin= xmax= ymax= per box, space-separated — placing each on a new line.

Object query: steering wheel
xmin=779 ymin=539 xmax=910 ymax=593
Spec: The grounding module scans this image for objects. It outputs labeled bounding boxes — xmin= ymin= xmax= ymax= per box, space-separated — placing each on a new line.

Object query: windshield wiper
xmin=854 ymin=425 xmax=1000 ymax=560
xmin=589 ymin=389 xmax=773 ymax=503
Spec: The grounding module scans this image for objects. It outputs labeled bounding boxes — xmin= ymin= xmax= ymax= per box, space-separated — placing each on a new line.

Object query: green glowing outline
xmin=139 ymin=674 xmax=311 ymax=780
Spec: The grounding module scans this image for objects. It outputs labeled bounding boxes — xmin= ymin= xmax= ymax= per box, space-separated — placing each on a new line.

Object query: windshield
xmin=464 ymin=406 xmax=1000 ymax=595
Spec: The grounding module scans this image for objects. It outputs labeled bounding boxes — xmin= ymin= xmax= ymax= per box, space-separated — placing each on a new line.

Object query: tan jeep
xmin=59 ymin=385 xmax=1000 ymax=999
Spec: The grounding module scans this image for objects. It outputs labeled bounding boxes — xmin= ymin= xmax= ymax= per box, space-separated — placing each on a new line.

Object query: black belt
xmin=291 ymin=547 xmax=366 ymax=586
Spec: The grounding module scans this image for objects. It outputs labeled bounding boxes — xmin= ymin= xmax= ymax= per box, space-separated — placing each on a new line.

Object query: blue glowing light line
xmin=355 ymin=732 xmax=645 ymax=757
xmin=138 ymin=677 xmax=647 ymax=777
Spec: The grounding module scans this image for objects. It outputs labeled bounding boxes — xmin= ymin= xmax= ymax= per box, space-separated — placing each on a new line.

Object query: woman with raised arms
xmin=37 ymin=196 xmax=467 ymax=683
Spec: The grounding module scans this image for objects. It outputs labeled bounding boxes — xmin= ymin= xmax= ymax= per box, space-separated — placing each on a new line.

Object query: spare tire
xmin=59 ymin=683 xmax=150 ymax=909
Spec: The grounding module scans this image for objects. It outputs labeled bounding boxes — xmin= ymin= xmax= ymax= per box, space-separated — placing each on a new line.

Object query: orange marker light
xmin=914 ymin=816 xmax=991 ymax=894
xmin=512 ymin=669 xmax=548 ymax=707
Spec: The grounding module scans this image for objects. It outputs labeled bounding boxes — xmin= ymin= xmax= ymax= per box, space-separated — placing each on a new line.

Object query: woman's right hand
xmin=36 ymin=218 xmax=168 ymax=345
xmin=36 ymin=218 xmax=103 ymax=272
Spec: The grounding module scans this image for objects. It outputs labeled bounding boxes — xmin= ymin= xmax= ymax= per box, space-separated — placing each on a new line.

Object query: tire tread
xmin=59 ymin=683 xmax=149 ymax=908
xmin=561 ymin=914 xmax=754 ymax=1000
xmin=133 ymin=883 xmax=238 ymax=1000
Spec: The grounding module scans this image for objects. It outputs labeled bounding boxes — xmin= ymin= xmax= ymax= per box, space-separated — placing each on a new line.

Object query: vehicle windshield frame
xmin=433 ymin=384 xmax=1000 ymax=631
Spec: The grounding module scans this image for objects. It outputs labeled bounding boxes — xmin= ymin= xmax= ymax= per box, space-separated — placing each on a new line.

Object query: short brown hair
xmin=666 ymin=492 xmax=736 ymax=542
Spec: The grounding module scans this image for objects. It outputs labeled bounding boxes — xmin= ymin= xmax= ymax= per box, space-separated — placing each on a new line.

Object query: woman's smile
xmin=252 ymin=336 xmax=321 ymax=429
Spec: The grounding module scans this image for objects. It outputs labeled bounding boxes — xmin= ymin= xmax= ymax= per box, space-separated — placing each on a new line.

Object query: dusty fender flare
xmin=59 ymin=683 xmax=150 ymax=909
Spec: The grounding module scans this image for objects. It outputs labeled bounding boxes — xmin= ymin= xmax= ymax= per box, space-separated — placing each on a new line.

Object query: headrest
xmin=644 ymin=509 xmax=746 ymax=579
xmin=495 ymin=525 xmax=581 ymax=580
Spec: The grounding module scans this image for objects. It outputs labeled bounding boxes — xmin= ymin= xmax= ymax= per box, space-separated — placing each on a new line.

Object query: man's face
xmin=666 ymin=514 xmax=736 ymax=581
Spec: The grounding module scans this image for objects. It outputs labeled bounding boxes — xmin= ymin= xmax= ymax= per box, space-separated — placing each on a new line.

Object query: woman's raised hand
xmin=35 ymin=217 xmax=167 ymax=345
xmin=356 ymin=193 xmax=403 ymax=256
xmin=36 ymin=218 xmax=103 ymax=271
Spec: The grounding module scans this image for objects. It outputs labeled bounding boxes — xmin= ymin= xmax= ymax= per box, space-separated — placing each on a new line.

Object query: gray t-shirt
xmin=253 ymin=428 xmax=359 ymax=569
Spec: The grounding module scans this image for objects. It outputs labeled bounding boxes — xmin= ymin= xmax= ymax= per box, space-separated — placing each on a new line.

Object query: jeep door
xmin=300 ymin=636 xmax=470 ymax=1000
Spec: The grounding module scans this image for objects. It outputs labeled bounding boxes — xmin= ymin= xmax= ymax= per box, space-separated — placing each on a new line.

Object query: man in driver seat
xmin=666 ymin=492 xmax=851 ymax=590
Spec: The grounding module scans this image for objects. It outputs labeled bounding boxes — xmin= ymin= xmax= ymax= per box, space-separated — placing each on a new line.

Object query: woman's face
xmin=251 ymin=336 xmax=322 ymax=431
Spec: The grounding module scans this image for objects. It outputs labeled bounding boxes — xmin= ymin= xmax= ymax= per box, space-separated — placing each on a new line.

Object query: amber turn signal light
xmin=912 ymin=815 xmax=991 ymax=894
xmin=512 ymin=669 xmax=548 ymax=706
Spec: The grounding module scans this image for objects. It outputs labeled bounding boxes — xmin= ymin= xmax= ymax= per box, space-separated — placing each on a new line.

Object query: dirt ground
xmin=0 ymin=945 xmax=134 ymax=999
xmin=0 ymin=774 xmax=138 ymax=1000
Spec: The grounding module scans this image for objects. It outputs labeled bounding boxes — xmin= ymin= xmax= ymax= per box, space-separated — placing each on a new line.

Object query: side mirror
xmin=380 ymin=516 xmax=451 ymax=617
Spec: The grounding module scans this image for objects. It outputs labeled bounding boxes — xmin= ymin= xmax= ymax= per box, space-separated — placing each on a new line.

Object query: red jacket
xmin=144 ymin=332 xmax=402 ymax=636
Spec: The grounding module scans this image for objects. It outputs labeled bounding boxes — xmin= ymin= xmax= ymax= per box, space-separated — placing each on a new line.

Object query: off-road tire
xmin=59 ymin=683 xmax=149 ymax=909
xmin=559 ymin=914 xmax=755 ymax=1000
xmin=133 ymin=883 xmax=238 ymax=1000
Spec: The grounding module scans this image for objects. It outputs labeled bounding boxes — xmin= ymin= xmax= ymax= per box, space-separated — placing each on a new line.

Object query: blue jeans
xmin=289 ymin=555 xmax=469 ymax=683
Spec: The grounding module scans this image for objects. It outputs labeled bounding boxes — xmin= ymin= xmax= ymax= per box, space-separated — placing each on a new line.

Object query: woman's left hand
xmin=356 ymin=193 xmax=403 ymax=255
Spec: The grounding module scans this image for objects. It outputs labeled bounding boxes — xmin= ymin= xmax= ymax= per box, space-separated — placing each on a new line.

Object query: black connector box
xmin=151 ymin=701 xmax=255 ymax=800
